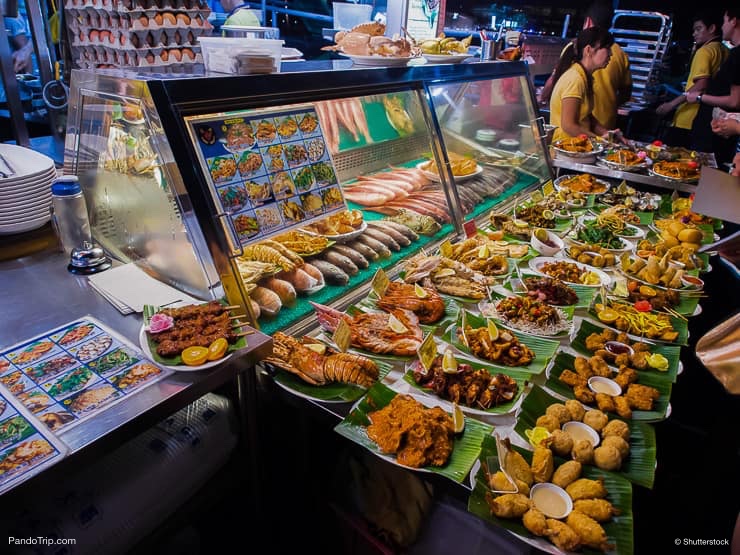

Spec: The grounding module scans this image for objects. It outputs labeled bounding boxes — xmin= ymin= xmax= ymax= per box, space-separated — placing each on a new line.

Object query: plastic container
xmin=199 ymin=36 xmax=283 ymax=74
xmin=51 ymin=176 xmax=92 ymax=255
xmin=221 ymin=25 xmax=279 ymax=39
xmin=332 ymin=2 xmax=373 ymax=30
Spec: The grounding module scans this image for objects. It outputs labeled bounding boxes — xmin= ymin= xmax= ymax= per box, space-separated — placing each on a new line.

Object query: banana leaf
xmin=335 ymin=382 xmax=493 ymax=483
xmin=468 ymin=435 xmax=634 ymax=555
xmin=402 ymin=355 xmax=531 ymax=416
xmin=514 ymin=385 xmax=656 ymax=488
xmin=545 ymin=351 xmax=672 ymax=422
xmin=586 ymin=305 xmax=688 ymax=346
xmin=479 ymin=296 xmax=575 ymax=339
xmin=271 ymin=357 xmax=394 ymax=403
xmin=612 ymin=265 xmax=701 ymax=316
xmin=571 ymin=319 xmax=680 ymax=383
xmin=442 ymin=309 xmax=560 ymax=376
xmin=498 ymin=272 xmax=595 ymax=309
xmin=592 ymin=203 xmax=654 ymax=225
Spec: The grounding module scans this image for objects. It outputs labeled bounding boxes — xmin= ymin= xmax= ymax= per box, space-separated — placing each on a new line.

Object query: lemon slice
xmin=414 ymin=283 xmax=428 ymax=298
xmin=646 ymin=353 xmax=669 ymax=371
xmin=388 ymin=313 xmax=408 ymax=333
xmin=304 ymin=343 xmax=327 ymax=355
xmin=452 ymin=402 xmax=465 ymax=433
xmin=513 ymin=219 xmax=529 ymax=228
xmin=477 ymin=244 xmax=489 ymax=258
xmin=435 ymin=268 xmax=456 ymax=278
xmin=493 ymin=240 xmax=510 ymax=247
xmin=487 ymin=320 xmax=499 ymax=341
xmin=542 ymin=209 xmax=555 ymax=220
xmin=582 ymin=272 xmax=601 ymax=285
xmin=534 ymin=228 xmax=548 ymax=242
xmin=442 ymin=348 xmax=459 ymax=374
xmin=525 ymin=426 xmax=551 ymax=447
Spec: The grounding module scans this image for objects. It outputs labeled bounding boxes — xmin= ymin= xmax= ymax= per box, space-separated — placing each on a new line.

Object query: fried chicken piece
xmin=523 ymin=508 xmax=549 ymax=536
xmin=583 ymin=409 xmax=609 ymax=432
xmin=588 ymin=355 xmax=611 ymax=377
xmin=613 ymin=353 xmax=630 ymax=367
xmin=531 ymin=445 xmax=554 ymax=483
xmin=486 ymin=492 xmax=531 ymax=518
xmin=536 ymin=414 xmax=561 ymax=433
xmin=593 ymin=444 xmax=623 ymax=471
xmin=566 ymin=477 xmax=608 ymax=501
xmin=630 ymin=350 xmax=649 ymax=370
xmin=613 ymin=396 xmax=632 ymax=419
xmin=594 ymin=348 xmax=614 ymax=362
xmin=573 ymin=499 xmax=621 ymax=522
xmin=551 ymin=460 xmax=582 ymax=489
xmin=544 ymin=429 xmax=574 ymax=457
xmin=585 ymin=332 xmax=606 ymax=352
xmin=614 ymin=366 xmax=639 ymax=390
xmin=603 ymin=329 xmax=617 ymax=341
xmin=574 ymin=356 xmax=594 ymax=379
xmin=567 ymin=511 xmax=613 ymax=551
xmin=489 ymin=471 xmax=530 ymax=495
xmin=615 ymin=332 xmax=630 ymax=344
xmin=626 ymin=383 xmax=660 ymax=411
xmin=505 ymin=449 xmax=534 ymax=486
xmin=595 ymin=393 xmax=616 ymax=413
xmin=565 ymin=399 xmax=586 ymax=422
xmin=571 ymin=439 xmax=594 ymax=464
xmin=602 ymin=419 xmax=630 ymax=441
xmin=545 ymin=519 xmax=582 ymax=551
xmin=602 ymin=435 xmax=630 ymax=458
xmin=632 ymin=341 xmax=651 ymax=353
xmin=560 ymin=369 xmax=587 ymax=388
xmin=546 ymin=403 xmax=572 ymax=425
xmin=574 ymin=385 xmax=596 ymax=404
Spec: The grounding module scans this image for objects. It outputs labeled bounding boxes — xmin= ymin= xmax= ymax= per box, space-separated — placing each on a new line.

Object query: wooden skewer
xmin=235 ymin=330 xmax=255 ymax=337
xmin=229 ymin=315 xmax=247 ymax=320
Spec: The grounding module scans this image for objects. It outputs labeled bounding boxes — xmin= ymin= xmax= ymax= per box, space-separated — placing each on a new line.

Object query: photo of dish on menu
xmin=186 ymin=105 xmax=348 ymax=247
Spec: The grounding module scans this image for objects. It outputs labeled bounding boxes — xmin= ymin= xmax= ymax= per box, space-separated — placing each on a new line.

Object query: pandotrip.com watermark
xmin=9 ymin=536 xmax=76 ymax=547
xmin=674 ymin=538 xmax=729 ymax=547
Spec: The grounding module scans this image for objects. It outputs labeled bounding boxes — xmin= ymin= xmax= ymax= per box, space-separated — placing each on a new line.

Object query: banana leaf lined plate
xmin=442 ymin=310 xmax=560 ymax=376
xmin=402 ymin=355 xmax=531 ymax=416
xmin=545 ymin=351 xmax=672 ymax=422
xmin=269 ymin=356 xmax=394 ymax=403
xmin=514 ymin=385 xmax=656 ymax=489
xmin=495 ymin=272 xmax=595 ymax=309
xmin=571 ymin=319 xmax=680 ymax=383
xmin=468 ymin=435 xmax=634 ymax=555
xmin=334 ymin=382 xmax=493 ymax=483
xmin=478 ymin=298 xmax=575 ymax=338
xmin=355 ymin=290 xmax=459 ymax=335
xmin=586 ymin=305 xmax=688 ymax=346
xmin=612 ymin=267 xmax=701 ymax=316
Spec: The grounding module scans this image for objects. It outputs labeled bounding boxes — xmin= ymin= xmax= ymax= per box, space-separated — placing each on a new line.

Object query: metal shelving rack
xmin=610 ymin=10 xmax=672 ymax=104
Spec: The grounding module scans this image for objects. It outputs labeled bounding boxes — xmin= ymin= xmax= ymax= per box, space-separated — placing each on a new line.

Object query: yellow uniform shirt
xmin=593 ymin=43 xmax=632 ymax=129
xmin=673 ymin=41 xmax=729 ymax=129
xmin=551 ymin=63 xmax=592 ymax=143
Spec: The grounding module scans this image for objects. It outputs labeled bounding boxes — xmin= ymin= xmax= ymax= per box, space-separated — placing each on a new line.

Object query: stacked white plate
xmin=0 ymin=144 xmax=57 ymax=235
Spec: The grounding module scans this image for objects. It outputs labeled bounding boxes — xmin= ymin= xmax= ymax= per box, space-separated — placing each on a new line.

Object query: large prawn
xmin=376 ymin=282 xmax=445 ymax=324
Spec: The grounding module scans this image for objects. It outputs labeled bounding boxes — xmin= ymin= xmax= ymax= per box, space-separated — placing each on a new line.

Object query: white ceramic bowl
xmin=587 ymin=376 xmax=622 ymax=397
xmin=530 ymin=229 xmax=564 ymax=257
xmin=562 ymin=421 xmax=600 ymax=447
xmin=529 ymin=482 xmax=573 ymax=519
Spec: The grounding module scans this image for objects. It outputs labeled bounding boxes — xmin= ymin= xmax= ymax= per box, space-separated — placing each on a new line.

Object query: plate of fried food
xmin=554 ymin=174 xmax=610 ymax=194
xmin=301 ymin=209 xmax=366 ymax=242
xmin=648 ymin=160 xmax=700 ymax=182
xmin=529 ymin=257 xmax=611 ymax=287
xmin=416 ymin=154 xmax=483 ymax=183
xmin=598 ymin=148 xmax=648 ymax=171
xmin=552 ymin=136 xmax=605 ymax=161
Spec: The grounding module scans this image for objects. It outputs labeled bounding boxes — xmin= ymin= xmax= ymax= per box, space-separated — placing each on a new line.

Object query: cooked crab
xmin=322 ymin=23 xmax=418 ymax=58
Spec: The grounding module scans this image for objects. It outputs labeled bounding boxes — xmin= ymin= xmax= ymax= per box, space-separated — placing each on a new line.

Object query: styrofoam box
xmin=199 ymin=36 xmax=283 ymax=74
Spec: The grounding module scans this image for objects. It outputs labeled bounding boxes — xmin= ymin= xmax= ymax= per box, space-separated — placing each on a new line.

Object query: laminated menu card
xmin=0 ymin=316 xmax=173 ymax=439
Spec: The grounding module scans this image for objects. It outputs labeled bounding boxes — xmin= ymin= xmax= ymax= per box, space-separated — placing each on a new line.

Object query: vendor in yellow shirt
xmin=550 ymin=26 xmax=615 ymax=142
xmin=656 ymin=11 xmax=728 ymax=147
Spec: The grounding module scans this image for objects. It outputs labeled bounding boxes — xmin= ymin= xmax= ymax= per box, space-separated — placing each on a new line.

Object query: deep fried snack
xmin=583 ymin=409 xmax=609 ymax=432
xmin=615 ymin=332 xmax=629 ymax=344
xmin=601 ymin=419 xmax=630 ymax=441
xmin=588 ymin=356 xmax=611 ymax=377
xmin=594 ymin=348 xmax=613 ymax=361
xmin=565 ymin=399 xmax=586 ymax=422
xmin=573 ymin=499 xmax=621 ymax=522
xmin=505 ymin=449 xmax=534 ymax=486
xmin=616 ymin=365 xmax=639 ymax=386
xmin=523 ymin=508 xmax=549 ymax=536
xmin=546 ymin=403 xmax=572 ymax=425
xmin=613 ymin=353 xmax=630 ymax=367
xmin=489 ymin=470 xmax=530 ymax=495
xmin=566 ymin=511 xmax=612 ymax=551
xmin=595 ymin=393 xmax=616 ymax=413
xmin=566 ymin=477 xmax=608 ymax=500
xmin=531 ymin=445 xmax=554 ymax=483
xmin=574 ymin=356 xmax=594 ymax=379
xmin=574 ymin=385 xmax=596 ymax=404
xmin=571 ymin=439 xmax=595 ymax=464
xmin=585 ymin=332 xmax=606 ymax=351
xmin=630 ymin=350 xmax=649 ymax=370
xmin=613 ymin=396 xmax=632 ymax=419
xmin=486 ymin=492 xmax=531 ymax=518
xmin=536 ymin=414 xmax=561 ymax=433
xmin=626 ymin=383 xmax=660 ymax=410
xmin=545 ymin=519 xmax=582 ymax=552
xmin=602 ymin=435 xmax=630 ymax=458
xmin=593 ymin=444 xmax=623 ymax=471
xmin=551 ymin=460 xmax=582 ymax=489
xmin=545 ymin=429 xmax=574 ymax=457
xmin=560 ymin=369 xmax=587 ymax=388
xmin=632 ymin=340 xmax=650 ymax=352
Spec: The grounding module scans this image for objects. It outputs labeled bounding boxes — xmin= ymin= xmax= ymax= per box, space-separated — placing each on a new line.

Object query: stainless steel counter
xmin=0 ymin=243 xmax=272 ymax=491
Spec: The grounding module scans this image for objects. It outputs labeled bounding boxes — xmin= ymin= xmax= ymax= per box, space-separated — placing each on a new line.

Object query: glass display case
xmin=65 ymin=61 xmax=552 ymax=332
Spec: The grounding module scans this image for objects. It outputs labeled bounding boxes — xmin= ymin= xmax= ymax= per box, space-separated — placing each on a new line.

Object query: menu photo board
xmin=186 ymin=105 xmax=347 ymax=247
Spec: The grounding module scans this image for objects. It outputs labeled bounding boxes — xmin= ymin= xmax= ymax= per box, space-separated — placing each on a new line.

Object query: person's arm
xmin=686 ymin=83 xmax=740 ymax=112
xmin=656 ymin=77 xmax=710 ymax=116
xmin=11 ymin=34 xmax=33 ymax=73
xmin=711 ymin=117 xmax=740 ymax=138
xmin=538 ymin=72 xmax=556 ymax=105
xmin=559 ymin=97 xmax=595 ymax=137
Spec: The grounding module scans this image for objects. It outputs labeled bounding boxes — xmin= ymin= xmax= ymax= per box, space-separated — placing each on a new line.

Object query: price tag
xmin=463 ymin=219 xmax=478 ymax=238
xmin=542 ymin=180 xmax=555 ymax=196
xmin=417 ymin=332 xmax=438 ymax=372
xmin=371 ymin=268 xmax=389 ymax=297
xmin=530 ymin=190 xmax=544 ymax=203
xmin=332 ymin=318 xmax=352 ymax=353
xmin=439 ymin=239 xmax=453 ymax=258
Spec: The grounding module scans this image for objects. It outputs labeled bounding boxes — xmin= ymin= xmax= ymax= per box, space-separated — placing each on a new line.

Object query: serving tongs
xmin=482 ymin=433 xmax=520 ymax=493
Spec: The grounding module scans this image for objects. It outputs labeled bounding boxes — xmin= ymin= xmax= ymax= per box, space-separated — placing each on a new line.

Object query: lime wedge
xmin=452 ymin=402 xmax=465 ymax=433
xmin=525 ymin=426 xmax=551 ymax=447
xmin=442 ymin=348 xmax=459 ymax=374
xmin=414 ymin=283 xmax=428 ymax=298
xmin=487 ymin=320 xmax=499 ymax=341
xmin=646 ymin=353 xmax=669 ymax=371
xmin=435 ymin=268 xmax=456 ymax=278
xmin=304 ymin=343 xmax=327 ymax=355
xmin=477 ymin=244 xmax=489 ymax=258
xmin=513 ymin=219 xmax=529 ymax=228
xmin=388 ymin=313 xmax=408 ymax=333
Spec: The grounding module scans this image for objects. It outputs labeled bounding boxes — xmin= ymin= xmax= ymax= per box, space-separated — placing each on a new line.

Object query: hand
xmin=685 ymin=91 xmax=699 ymax=104
xmin=12 ymin=50 xmax=31 ymax=73
xmin=711 ymin=117 xmax=740 ymax=138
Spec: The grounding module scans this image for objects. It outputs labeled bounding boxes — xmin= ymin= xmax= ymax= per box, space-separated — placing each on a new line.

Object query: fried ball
xmin=613 ymin=396 xmax=633 ymax=419
xmin=595 ymin=393 xmax=616 ymax=413
xmin=545 ymin=429 xmax=574 ymax=457
xmin=566 ymin=477 xmax=608 ymax=501
xmin=531 ymin=445 xmax=554 ymax=483
xmin=523 ymin=508 xmax=549 ymax=536
xmin=505 ymin=449 xmax=534 ymax=486
xmin=545 ymin=519 xmax=582 ymax=552
xmin=602 ymin=419 xmax=630 ymax=441
xmin=571 ymin=439 xmax=594 ymax=464
xmin=551 ymin=460 xmax=582 ymax=489
xmin=594 ymin=348 xmax=613 ymax=362
xmin=573 ymin=498 xmax=621 ymax=522
xmin=583 ymin=409 xmax=609 ymax=432
xmin=566 ymin=511 xmax=612 ymax=551
xmin=489 ymin=471 xmax=530 ymax=495
xmin=602 ymin=329 xmax=617 ymax=341
xmin=565 ymin=399 xmax=586 ymax=422
xmin=613 ymin=353 xmax=630 ymax=367
xmin=602 ymin=435 xmax=630 ymax=458
xmin=536 ymin=414 xmax=561 ymax=433
xmin=546 ymin=403 xmax=571 ymax=425
xmin=615 ymin=332 xmax=630 ymax=344
xmin=593 ymin=444 xmax=623 ymax=471
xmin=486 ymin=492 xmax=531 ymax=518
